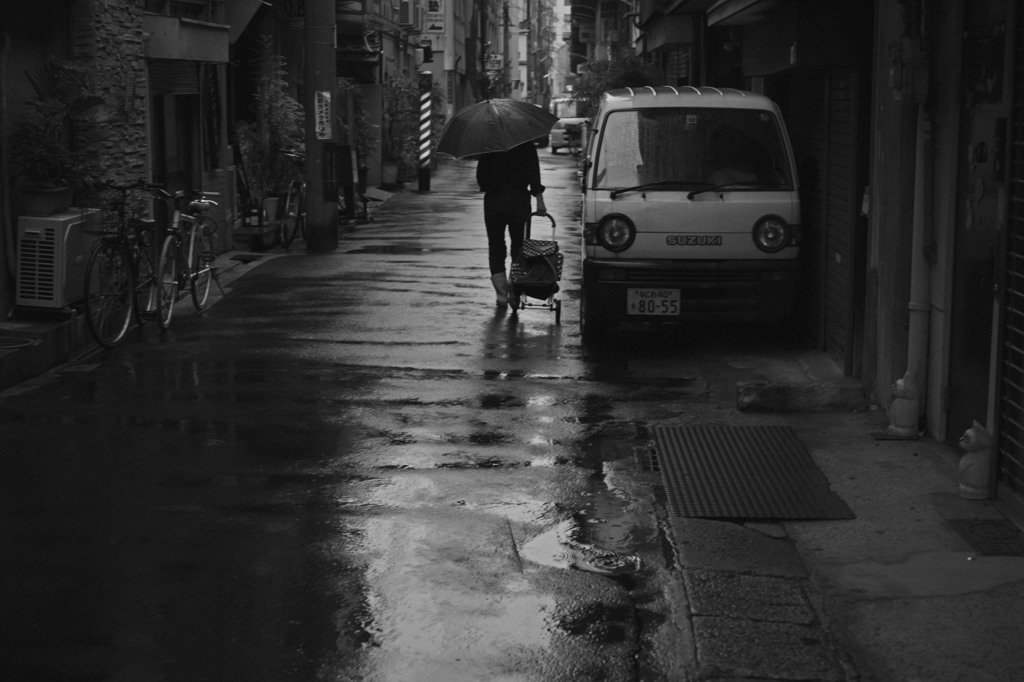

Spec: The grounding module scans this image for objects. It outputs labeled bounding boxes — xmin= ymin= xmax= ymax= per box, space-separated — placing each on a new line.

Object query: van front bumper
xmin=582 ymin=257 xmax=800 ymax=322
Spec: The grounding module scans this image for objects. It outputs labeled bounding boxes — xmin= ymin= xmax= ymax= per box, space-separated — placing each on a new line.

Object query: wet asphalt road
xmin=0 ymin=154 xmax=758 ymax=681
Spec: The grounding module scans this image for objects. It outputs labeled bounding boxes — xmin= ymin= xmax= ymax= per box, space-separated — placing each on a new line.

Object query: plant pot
xmin=21 ymin=185 xmax=73 ymax=217
xmin=262 ymin=196 xmax=281 ymax=226
xmin=381 ymin=162 xmax=399 ymax=188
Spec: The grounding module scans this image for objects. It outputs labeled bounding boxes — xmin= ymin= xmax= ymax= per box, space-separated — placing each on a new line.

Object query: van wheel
xmin=580 ymin=295 xmax=609 ymax=344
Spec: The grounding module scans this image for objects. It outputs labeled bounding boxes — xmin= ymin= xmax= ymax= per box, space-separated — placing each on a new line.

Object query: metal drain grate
xmin=651 ymin=425 xmax=855 ymax=520
xmin=634 ymin=447 xmax=661 ymax=473
xmin=949 ymin=518 xmax=1024 ymax=556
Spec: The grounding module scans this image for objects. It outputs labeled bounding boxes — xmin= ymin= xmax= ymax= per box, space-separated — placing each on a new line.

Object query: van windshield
xmin=593 ymin=108 xmax=794 ymax=191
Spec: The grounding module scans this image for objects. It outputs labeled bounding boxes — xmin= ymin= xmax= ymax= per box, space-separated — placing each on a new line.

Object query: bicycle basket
xmin=79 ymin=188 xmax=126 ymax=236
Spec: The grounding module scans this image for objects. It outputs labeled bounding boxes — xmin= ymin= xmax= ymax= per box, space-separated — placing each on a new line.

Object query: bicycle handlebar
xmin=96 ymin=179 xmax=171 ymax=199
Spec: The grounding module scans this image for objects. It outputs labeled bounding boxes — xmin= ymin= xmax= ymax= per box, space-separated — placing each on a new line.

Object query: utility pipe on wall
xmin=905 ymin=103 xmax=932 ymax=425
xmin=885 ymin=28 xmax=933 ymax=437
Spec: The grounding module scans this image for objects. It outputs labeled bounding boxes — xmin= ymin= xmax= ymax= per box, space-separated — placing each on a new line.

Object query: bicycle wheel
xmin=296 ymin=187 xmax=307 ymax=240
xmin=133 ymin=225 xmax=158 ymax=322
xmin=156 ymin=233 xmax=180 ymax=330
xmin=281 ymin=181 xmax=302 ymax=247
xmin=188 ymin=219 xmax=214 ymax=310
xmin=84 ymin=240 xmax=134 ymax=348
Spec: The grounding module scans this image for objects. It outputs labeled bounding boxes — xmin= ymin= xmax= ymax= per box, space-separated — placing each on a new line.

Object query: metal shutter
xmin=148 ymin=59 xmax=200 ymax=95
xmin=997 ymin=18 xmax=1024 ymax=512
xmin=779 ymin=68 xmax=860 ymax=373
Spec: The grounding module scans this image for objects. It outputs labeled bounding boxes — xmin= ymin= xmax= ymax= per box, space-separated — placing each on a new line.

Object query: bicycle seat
xmin=189 ymin=199 xmax=218 ymax=212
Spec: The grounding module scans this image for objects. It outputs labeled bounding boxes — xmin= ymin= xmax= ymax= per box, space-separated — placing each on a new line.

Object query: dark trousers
xmin=484 ymin=211 xmax=526 ymax=275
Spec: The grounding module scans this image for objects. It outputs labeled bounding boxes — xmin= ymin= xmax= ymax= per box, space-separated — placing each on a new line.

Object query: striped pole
xmin=418 ymin=71 xmax=432 ymax=192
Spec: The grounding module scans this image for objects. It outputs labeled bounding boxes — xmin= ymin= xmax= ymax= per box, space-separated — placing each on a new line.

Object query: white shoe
xmin=491 ymin=272 xmax=508 ymax=307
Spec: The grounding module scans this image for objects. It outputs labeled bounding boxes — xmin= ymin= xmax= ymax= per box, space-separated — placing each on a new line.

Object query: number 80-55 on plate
xmin=627 ymin=288 xmax=680 ymax=316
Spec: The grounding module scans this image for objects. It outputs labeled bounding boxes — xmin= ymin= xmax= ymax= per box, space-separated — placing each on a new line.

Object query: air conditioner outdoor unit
xmin=399 ymin=0 xmax=413 ymax=26
xmin=16 ymin=210 xmax=98 ymax=309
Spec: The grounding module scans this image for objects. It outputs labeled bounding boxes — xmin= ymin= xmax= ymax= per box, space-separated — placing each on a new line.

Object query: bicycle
xmin=280 ymin=148 xmax=366 ymax=242
xmin=280 ymin=175 xmax=306 ymax=247
xmin=82 ymin=181 xmax=174 ymax=348
xmin=278 ymin=148 xmax=308 ymax=247
xmin=155 ymin=190 xmax=221 ymax=329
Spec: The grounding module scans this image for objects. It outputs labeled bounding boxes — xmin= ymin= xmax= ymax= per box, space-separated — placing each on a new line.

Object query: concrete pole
xmin=304 ymin=0 xmax=338 ymax=252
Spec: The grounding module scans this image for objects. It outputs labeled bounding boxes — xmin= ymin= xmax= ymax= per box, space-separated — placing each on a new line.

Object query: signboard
xmin=425 ymin=0 xmax=444 ymax=33
xmin=336 ymin=0 xmax=364 ymax=13
xmin=315 ymin=90 xmax=332 ymax=140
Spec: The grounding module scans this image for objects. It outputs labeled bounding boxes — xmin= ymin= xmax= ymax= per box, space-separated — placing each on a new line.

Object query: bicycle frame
xmin=82 ymin=181 xmax=170 ymax=346
xmin=156 ymin=190 xmax=219 ymax=328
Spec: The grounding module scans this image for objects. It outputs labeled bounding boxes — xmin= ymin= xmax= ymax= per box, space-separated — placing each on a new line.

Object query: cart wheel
xmin=555 ymin=299 xmax=562 ymax=324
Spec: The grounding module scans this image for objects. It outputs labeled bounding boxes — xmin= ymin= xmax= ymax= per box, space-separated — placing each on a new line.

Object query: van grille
xmin=621 ymin=270 xmax=763 ymax=284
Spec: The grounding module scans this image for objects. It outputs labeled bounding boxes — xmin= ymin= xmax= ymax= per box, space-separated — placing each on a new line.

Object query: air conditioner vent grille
xmin=16 ymin=211 xmax=98 ymax=309
xmin=18 ymin=226 xmax=58 ymax=302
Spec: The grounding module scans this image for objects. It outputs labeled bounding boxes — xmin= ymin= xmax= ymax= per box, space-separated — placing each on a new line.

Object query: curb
xmin=736 ymin=380 xmax=867 ymax=412
xmin=0 ymin=249 xmax=270 ymax=395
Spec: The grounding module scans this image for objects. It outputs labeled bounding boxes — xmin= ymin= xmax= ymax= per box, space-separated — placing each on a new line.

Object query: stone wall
xmin=70 ymin=0 xmax=149 ymax=184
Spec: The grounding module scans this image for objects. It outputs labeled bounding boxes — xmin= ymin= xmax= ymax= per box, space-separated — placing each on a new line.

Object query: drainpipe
xmin=907 ymin=104 xmax=931 ymax=423
xmin=1 ymin=31 xmax=12 ymax=287
xmin=885 ymin=38 xmax=931 ymax=437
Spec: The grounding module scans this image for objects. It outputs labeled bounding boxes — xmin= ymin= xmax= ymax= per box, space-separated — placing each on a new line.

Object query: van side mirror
xmin=581 ymin=158 xmax=590 ymax=192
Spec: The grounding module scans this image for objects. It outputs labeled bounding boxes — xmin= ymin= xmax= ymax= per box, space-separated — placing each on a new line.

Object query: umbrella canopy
xmin=437 ymin=99 xmax=559 ymax=159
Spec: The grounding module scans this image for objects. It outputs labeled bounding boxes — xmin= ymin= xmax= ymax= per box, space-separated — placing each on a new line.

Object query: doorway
xmin=947 ymin=0 xmax=1010 ymax=444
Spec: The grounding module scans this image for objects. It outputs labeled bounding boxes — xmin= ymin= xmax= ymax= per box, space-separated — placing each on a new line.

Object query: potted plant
xmin=381 ymin=75 xmax=419 ymax=187
xmin=6 ymin=61 xmax=105 ymax=216
xmin=336 ymin=76 xmax=379 ymax=181
xmin=235 ymin=35 xmax=304 ymax=225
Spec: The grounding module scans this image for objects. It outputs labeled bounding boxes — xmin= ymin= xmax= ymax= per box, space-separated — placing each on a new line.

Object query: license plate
xmin=627 ymin=288 xmax=680 ymax=316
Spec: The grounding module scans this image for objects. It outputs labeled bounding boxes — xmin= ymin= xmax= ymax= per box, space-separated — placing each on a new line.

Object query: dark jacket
xmin=476 ymin=143 xmax=545 ymax=222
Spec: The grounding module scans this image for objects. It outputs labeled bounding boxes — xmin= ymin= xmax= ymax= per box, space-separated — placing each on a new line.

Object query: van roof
xmin=600 ymin=86 xmax=777 ymax=110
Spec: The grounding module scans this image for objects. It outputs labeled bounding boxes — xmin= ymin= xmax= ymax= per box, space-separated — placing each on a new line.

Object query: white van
xmin=579 ymin=86 xmax=801 ymax=341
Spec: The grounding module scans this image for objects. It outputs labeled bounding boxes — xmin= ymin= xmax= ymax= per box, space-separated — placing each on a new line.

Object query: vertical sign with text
xmin=425 ymin=0 xmax=444 ymax=33
xmin=315 ymin=91 xmax=332 ymax=140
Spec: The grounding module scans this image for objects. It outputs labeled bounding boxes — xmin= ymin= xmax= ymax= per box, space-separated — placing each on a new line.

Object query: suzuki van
xmin=579 ymin=86 xmax=801 ymax=341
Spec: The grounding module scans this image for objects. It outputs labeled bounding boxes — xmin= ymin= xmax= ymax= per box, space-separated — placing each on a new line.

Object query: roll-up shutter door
xmin=778 ymin=68 xmax=861 ymax=373
xmin=822 ymin=69 xmax=860 ymax=374
xmin=779 ymin=71 xmax=828 ymax=350
xmin=997 ymin=18 xmax=1024 ymax=513
xmin=664 ymin=47 xmax=690 ymax=86
xmin=149 ymin=60 xmax=200 ymax=95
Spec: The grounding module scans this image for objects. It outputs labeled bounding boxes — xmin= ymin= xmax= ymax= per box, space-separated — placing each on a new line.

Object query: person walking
xmin=476 ymin=142 xmax=547 ymax=308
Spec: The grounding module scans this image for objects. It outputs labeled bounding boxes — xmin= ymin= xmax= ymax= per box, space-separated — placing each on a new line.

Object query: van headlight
xmin=597 ymin=214 xmax=636 ymax=252
xmin=752 ymin=215 xmax=793 ymax=253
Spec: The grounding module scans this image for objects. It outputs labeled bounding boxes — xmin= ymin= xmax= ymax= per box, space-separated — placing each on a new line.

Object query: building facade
xmin=619 ymin=0 xmax=1024 ymax=519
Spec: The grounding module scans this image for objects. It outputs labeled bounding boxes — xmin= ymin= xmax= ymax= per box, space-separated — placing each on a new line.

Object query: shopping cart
xmin=509 ymin=212 xmax=562 ymax=323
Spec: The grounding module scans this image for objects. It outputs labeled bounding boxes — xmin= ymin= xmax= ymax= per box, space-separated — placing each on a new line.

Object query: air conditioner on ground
xmin=16 ymin=209 xmax=98 ymax=309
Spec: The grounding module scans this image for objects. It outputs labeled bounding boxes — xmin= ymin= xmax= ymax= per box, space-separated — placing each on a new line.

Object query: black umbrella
xmin=437 ymin=99 xmax=559 ymax=159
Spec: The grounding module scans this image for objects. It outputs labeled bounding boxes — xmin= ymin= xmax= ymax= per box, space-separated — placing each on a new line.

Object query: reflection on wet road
xmin=0 ymin=156 xmax=692 ymax=681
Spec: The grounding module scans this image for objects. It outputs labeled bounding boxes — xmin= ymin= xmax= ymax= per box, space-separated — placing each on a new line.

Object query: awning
xmin=706 ymin=0 xmax=792 ymax=26
xmin=142 ymin=15 xmax=229 ymax=62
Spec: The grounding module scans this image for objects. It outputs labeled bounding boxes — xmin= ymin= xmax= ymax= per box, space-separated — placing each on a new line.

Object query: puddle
xmin=520 ymin=519 xmax=641 ymax=576
xmin=343 ymin=245 xmax=433 ymax=254
xmin=520 ymin=474 xmax=642 ymax=576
